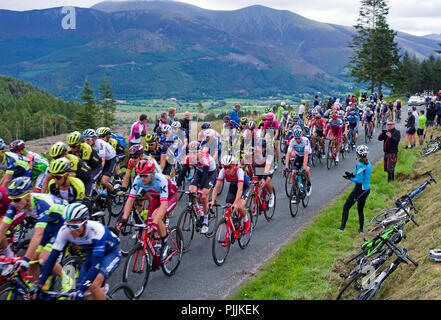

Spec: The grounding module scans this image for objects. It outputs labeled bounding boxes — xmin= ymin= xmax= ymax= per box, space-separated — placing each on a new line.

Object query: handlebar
xmin=385 ymin=240 xmax=418 ymax=267
xmin=423 ymin=170 xmax=437 ymax=183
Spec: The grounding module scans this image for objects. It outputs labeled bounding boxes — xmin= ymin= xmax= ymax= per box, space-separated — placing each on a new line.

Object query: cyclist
xmin=280 ymin=111 xmax=291 ymax=136
xmin=283 ymin=127 xmax=312 ymax=197
xmin=346 ymin=111 xmax=360 ymax=147
xmin=262 ymin=112 xmax=280 ymax=169
xmin=363 ymin=104 xmax=375 ymax=137
xmin=171 ymin=121 xmax=188 ymax=161
xmin=324 ymin=113 xmax=344 ymax=164
xmin=251 ymin=138 xmax=275 ymax=208
xmin=97 ymin=127 xmax=124 ymax=177
xmin=209 ymin=155 xmax=251 ymax=235
xmin=197 ymin=122 xmax=212 ymax=142
xmin=176 ymin=141 xmax=217 ymax=234
xmin=310 ymin=113 xmax=327 ymax=158
xmin=144 ymin=132 xmax=173 ymax=177
xmin=0 ymin=141 xmax=32 ymax=188
xmin=117 ymin=159 xmax=178 ymax=261
xmin=0 ymin=176 xmax=72 ymax=291
xmin=380 ymin=102 xmax=389 ymax=123
xmin=9 ymin=139 xmax=49 ymax=193
xmin=67 ymin=131 xmax=103 ymax=198
xmin=47 ymin=157 xmax=85 ymax=204
xmin=201 ymin=128 xmax=221 ymax=163
xmin=34 ymin=202 xmax=121 ymax=300
xmin=395 ymin=99 xmax=402 ymax=121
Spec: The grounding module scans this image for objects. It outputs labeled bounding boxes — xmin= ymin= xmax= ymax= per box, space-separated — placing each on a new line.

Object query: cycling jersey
xmin=129 ymin=172 xmax=177 ymax=201
xmin=94 ymin=139 xmax=116 ymax=161
xmin=347 ymin=116 xmax=359 ymax=129
xmin=0 ymin=187 xmax=10 ymax=216
xmin=0 ymin=152 xmax=32 ymax=179
xmin=217 ymin=167 xmax=250 ymax=187
xmin=364 ymin=109 xmax=374 ymax=122
xmin=325 ymin=119 xmax=344 ymax=140
xmin=39 ymin=220 xmax=121 ymax=294
xmin=263 ymin=120 xmax=280 ymax=131
xmin=23 ymin=150 xmax=49 ymax=177
xmin=48 ymin=176 xmax=85 ymax=203
xmin=287 ymin=137 xmax=312 ymax=157
xmin=145 ymin=142 xmax=173 ymax=176
xmin=310 ymin=119 xmax=327 ymax=132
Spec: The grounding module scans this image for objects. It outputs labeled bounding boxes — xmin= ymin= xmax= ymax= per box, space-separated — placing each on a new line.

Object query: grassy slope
xmin=231 ymin=128 xmax=440 ymax=300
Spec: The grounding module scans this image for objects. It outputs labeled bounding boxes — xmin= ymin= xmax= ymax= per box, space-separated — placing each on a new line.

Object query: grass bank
xmin=230 ymin=130 xmax=441 ymax=300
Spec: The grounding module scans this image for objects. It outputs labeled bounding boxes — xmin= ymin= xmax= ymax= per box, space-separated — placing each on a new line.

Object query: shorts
xmin=77 ymin=246 xmax=121 ymax=284
xmin=406 ymin=128 xmax=416 ymax=135
xmin=102 ymin=157 xmax=117 ymax=177
xmin=148 ymin=192 xmax=178 ymax=217
xmin=190 ymin=169 xmax=217 ymax=190
xmin=426 ymin=120 xmax=434 ymax=128
xmin=225 ymin=184 xmax=251 ymax=204
xmin=417 ymin=128 xmax=424 ymax=136
xmin=293 ymin=155 xmax=311 ymax=170
xmin=314 ymin=129 xmax=325 ymax=137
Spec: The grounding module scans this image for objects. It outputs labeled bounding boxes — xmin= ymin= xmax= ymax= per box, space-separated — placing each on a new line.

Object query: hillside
xmin=0 ymin=2 xmax=439 ymax=100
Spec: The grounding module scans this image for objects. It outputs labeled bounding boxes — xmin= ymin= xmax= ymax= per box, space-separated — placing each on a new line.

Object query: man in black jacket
xmin=378 ymin=120 xmax=401 ymax=182
xmin=424 ymin=101 xmax=437 ymax=141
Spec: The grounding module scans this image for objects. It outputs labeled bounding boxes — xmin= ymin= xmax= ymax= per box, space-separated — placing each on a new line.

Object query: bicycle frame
xmin=0 ymin=256 xmax=35 ymax=300
xmin=220 ymin=206 xmax=241 ymax=244
xmin=251 ymin=176 xmax=266 ymax=212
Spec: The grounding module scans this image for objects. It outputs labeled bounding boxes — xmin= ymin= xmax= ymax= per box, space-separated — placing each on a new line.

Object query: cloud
xmin=0 ymin=0 xmax=440 ymax=36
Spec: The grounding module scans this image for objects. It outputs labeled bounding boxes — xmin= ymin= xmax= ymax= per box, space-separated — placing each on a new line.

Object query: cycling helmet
xmin=97 ymin=127 xmax=111 ymax=137
xmin=282 ymin=111 xmax=289 ymax=117
xmin=67 ymin=131 xmax=82 ymax=146
xmin=136 ymin=159 xmax=155 ymax=175
xmin=145 ymin=132 xmax=158 ymax=143
xmin=429 ymin=249 xmax=441 ymax=262
xmin=315 ymin=113 xmax=321 ymax=119
xmin=82 ymin=129 xmax=96 ymax=138
xmin=9 ymin=140 xmax=25 ymax=153
xmin=338 ymin=110 xmax=345 ymax=117
xmin=50 ymin=142 xmax=68 ymax=158
xmin=296 ymin=120 xmax=304 ymax=128
xmin=49 ymin=157 xmax=71 ymax=175
xmin=201 ymin=122 xmax=211 ymax=130
xmin=293 ymin=114 xmax=300 ymax=121
xmin=301 ymin=100 xmax=306 ymax=104
xmin=7 ymin=176 xmax=32 ymax=198
xmin=331 ymin=113 xmax=338 ymax=119
xmin=155 ymin=126 xmax=163 ymax=135
xmin=129 ymin=144 xmax=144 ymax=158
xmin=248 ymin=121 xmax=256 ymax=130
xmin=356 ymin=145 xmax=369 ymax=157
xmin=189 ymin=141 xmax=201 ymax=151
xmin=203 ymin=129 xmax=215 ymax=138
xmin=0 ymin=138 xmax=5 ymax=151
xmin=162 ymin=125 xmax=171 ymax=133
xmin=64 ymin=202 xmax=89 ymax=222
xmin=171 ymin=121 xmax=181 ymax=129
xmin=221 ymin=155 xmax=235 ymax=166
xmin=266 ymin=112 xmax=275 ymax=120
xmin=293 ymin=127 xmax=303 ymax=138
xmin=240 ymin=117 xmax=248 ymax=125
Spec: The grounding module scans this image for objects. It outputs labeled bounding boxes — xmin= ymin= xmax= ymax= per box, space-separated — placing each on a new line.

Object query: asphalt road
xmin=107 ymin=112 xmax=409 ymax=300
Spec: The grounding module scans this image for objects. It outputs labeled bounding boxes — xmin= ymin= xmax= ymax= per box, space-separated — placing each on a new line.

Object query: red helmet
xmin=331 ymin=113 xmax=338 ymax=119
xmin=136 ymin=159 xmax=155 ymax=175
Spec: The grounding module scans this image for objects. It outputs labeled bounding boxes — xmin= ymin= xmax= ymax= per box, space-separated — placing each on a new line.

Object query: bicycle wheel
xmin=107 ymin=282 xmax=136 ymax=300
xmin=238 ymin=212 xmax=252 ymax=249
xmin=176 ymin=207 xmax=195 ymax=253
xmin=0 ymin=282 xmax=29 ymax=300
xmin=326 ymin=143 xmax=334 ymax=170
xmin=61 ymin=255 xmax=83 ymax=290
xmin=247 ymin=193 xmax=259 ymax=230
xmin=289 ymin=184 xmax=300 ymax=218
xmin=212 ymin=218 xmax=231 ymax=266
xmin=285 ymin=171 xmax=294 ymax=197
xmin=263 ymin=189 xmax=276 ymax=221
xmin=302 ymin=183 xmax=310 ymax=208
xmin=364 ymin=126 xmax=369 ymax=143
xmin=336 ymin=272 xmax=364 ymax=300
xmin=161 ymin=226 xmax=183 ymax=277
xmin=369 ymin=207 xmax=401 ymax=225
xmin=123 ymin=242 xmax=151 ymax=299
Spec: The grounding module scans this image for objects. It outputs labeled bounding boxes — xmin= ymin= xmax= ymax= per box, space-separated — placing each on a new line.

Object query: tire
xmin=285 ymin=171 xmax=294 ymax=197
xmin=280 ymin=138 xmax=288 ymax=154
xmin=302 ymin=185 xmax=310 ymax=208
xmin=176 ymin=208 xmax=195 ymax=253
xmin=238 ymin=212 xmax=252 ymax=249
xmin=212 ymin=218 xmax=231 ymax=266
xmin=161 ymin=226 xmax=183 ymax=277
xmin=204 ymin=206 xmax=218 ymax=238
xmin=0 ymin=282 xmax=29 ymax=300
xmin=107 ymin=282 xmax=136 ymax=300
xmin=264 ymin=189 xmax=276 ymax=221
xmin=247 ymin=193 xmax=259 ymax=230
xmin=123 ymin=243 xmax=151 ymax=299
xmin=369 ymin=207 xmax=401 ymax=225
xmin=61 ymin=255 xmax=83 ymax=291
xmin=289 ymin=184 xmax=300 ymax=218
xmin=336 ymin=272 xmax=363 ymax=300
xmin=326 ymin=144 xmax=333 ymax=170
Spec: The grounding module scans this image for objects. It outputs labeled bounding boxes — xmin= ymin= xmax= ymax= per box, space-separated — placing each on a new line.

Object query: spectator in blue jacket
xmin=338 ymin=145 xmax=372 ymax=233
xmin=230 ymin=103 xmax=241 ymax=128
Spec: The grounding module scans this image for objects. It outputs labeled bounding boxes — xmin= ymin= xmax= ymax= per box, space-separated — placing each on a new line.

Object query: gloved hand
xmin=15 ymin=257 xmax=30 ymax=272
xmin=115 ymin=218 xmax=127 ymax=231
xmin=343 ymin=171 xmax=355 ymax=180
xmin=72 ymin=290 xmax=84 ymax=300
xmin=29 ymin=285 xmax=42 ymax=300
xmin=116 ymin=186 xmax=127 ymax=195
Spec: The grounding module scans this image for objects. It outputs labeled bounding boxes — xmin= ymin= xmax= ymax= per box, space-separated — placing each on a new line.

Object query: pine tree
xmin=74 ymin=79 xmax=99 ymax=131
xmin=98 ymin=77 xmax=117 ymax=129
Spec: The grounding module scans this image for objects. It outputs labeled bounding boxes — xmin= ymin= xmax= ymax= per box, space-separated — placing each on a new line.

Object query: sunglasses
xmin=10 ymin=197 xmax=24 ymax=203
xmin=65 ymin=220 xmax=87 ymax=230
xmin=53 ymin=174 xmax=67 ymax=180
xmin=222 ymin=165 xmax=234 ymax=170
xmin=85 ymin=138 xmax=93 ymax=142
xmin=139 ymin=174 xmax=153 ymax=178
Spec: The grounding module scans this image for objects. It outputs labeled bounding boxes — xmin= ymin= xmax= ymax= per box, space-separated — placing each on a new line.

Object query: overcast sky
xmin=1 ymin=0 xmax=440 ymax=37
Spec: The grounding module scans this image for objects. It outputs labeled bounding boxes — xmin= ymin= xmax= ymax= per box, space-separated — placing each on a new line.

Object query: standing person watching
xmin=417 ymin=110 xmax=426 ymax=146
xmin=424 ymin=101 xmax=436 ymax=141
xmin=378 ymin=120 xmax=401 ymax=182
xmin=129 ymin=114 xmax=147 ymax=147
xmin=403 ymin=110 xmax=416 ymax=149
xmin=338 ymin=145 xmax=371 ymax=233
xmin=230 ymin=103 xmax=241 ymax=129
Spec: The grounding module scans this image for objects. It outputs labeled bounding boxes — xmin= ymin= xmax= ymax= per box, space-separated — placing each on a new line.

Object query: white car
xmin=408 ymin=96 xmax=425 ymax=106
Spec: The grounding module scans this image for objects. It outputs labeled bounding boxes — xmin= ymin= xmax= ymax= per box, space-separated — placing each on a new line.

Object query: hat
xmin=223 ymin=116 xmax=231 ymax=121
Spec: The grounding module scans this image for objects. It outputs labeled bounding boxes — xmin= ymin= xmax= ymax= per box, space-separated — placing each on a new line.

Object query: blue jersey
xmin=129 ymin=172 xmax=176 ymax=201
xmin=0 ymin=152 xmax=32 ymax=179
xmin=3 ymin=193 xmax=67 ymax=228
xmin=351 ymin=161 xmax=372 ymax=191
xmin=347 ymin=115 xmax=359 ymax=128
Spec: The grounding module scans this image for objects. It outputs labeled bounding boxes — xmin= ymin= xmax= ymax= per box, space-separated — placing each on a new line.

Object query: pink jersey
xmin=263 ymin=120 xmax=279 ymax=131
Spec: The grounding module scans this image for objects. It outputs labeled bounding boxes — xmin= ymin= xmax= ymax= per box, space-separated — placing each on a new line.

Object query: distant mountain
xmin=0 ymin=1 xmax=439 ymax=100
xmin=423 ymin=33 xmax=441 ymax=42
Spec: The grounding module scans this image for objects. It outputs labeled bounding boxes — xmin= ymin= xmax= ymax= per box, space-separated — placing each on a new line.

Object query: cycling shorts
xmin=293 ymin=155 xmax=311 ymax=170
xmin=102 ymin=157 xmax=117 ymax=177
xmin=190 ymin=170 xmax=217 ymax=190
xmin=148 ymin=192 xmax=178 ymax=218
xmin=225 ymin=184 xmax=251 ymax=204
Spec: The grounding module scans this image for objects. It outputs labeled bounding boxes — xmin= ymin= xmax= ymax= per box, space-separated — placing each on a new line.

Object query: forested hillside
xmin=0 ymin=75 xmax=82 ymax=143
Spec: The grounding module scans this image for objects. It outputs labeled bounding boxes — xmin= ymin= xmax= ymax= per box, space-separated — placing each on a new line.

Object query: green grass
xmin=231 ymin=140 xmax=419 ymax=300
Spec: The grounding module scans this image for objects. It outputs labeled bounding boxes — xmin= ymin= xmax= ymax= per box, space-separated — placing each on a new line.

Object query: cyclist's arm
xmin=0 ymin=173 xmax=12 ymax=188
xmin=24 ymin=225 xmax=45 ymax=261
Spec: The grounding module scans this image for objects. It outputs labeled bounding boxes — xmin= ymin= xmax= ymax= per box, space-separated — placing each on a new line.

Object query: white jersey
xmin=94 ymin=139 xmax=116 ymax=161
xmin=287 ymin=137 xmax=312 ymax=156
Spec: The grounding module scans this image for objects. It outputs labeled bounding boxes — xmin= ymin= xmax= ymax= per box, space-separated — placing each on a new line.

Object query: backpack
xmin=111 ymin=133 xmax=127 ymax=149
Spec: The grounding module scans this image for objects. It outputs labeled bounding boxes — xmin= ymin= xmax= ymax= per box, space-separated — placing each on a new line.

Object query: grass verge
xmin=230 ymin=129 xmax=440 ymax=300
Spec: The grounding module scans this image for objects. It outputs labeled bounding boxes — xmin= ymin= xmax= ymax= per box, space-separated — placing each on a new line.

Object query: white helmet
xmin=429 ymin=249 xmax=441 ymax=262
xmin=356 ymin=145 xmax=369 ymax=157
xmin=203 ymin=128 xmax=214 ymax=138
xmin=171 ymin=121 xmax=181 ymax=129
xmin=221 ymin=155 xmax=235 ymax=166
xmin=63 ymin=202 xmax=89 ymax=222
xmin=162 ymin=125 xmax=171 ymax=133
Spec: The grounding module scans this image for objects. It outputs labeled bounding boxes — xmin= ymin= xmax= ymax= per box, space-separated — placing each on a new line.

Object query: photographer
xmin=378 ymin=120 xmax=401 ymax=182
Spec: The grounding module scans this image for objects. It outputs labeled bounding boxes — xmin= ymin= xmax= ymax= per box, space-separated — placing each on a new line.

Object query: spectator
xmin=378 ymin=120 xmax=401 ymax=182
xmin=424 ymin=101 xmax=436 ymax=141
xmin=230 ymin=104 xmax=241 ymax=128
xmin=129 ymin=114 xmax=147 ymax=147
xmin=417 ymin=110 xmax=426 ymax=146
xmin=314 ymin=96 xmax=320 ymax=107
xmin=276 ymin=101 xmax=286 ymax=122
xmin=404 ymin=110 xmax=416 ymax=149
xmin=435 ymin=101 xmax=441 ymax=128
xmin=167 ymin=107 xmax=176 ymax=124
xmin=338 ymin=145 xmax=372 ymax=233
xmin=180 ymin=111 xmax=191 ymax=133
xmin=299 ymin=100 xmax=306 ymax=119
xmin=153 ymin=112 xmax=169 ymax=133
